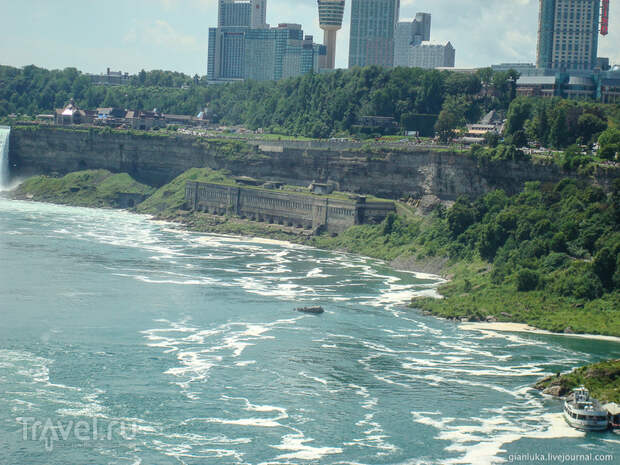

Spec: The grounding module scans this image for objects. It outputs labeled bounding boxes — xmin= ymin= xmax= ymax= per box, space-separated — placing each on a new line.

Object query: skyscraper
xmin=349 ymin=0 xmax=400 ymax=68
xmin=250 ymin=0 xmax=268 ymax=29
xmin=407 ymin=42 xmax=455 ymax=69
xmin=209 ymin=1 xmax=268 ymax=81
xmin=244 ymin=25 xmax=323 ymax=81
xmin=394 ymin=13 xmax=431 ymax=67
xmin=412 ymin=12 xmax=431 ymax=44
xmin=218 ymin=0 xmax=267 ymax=28
xmin=536 ymin=0 xmax=601 ymax=71
xmin=318 ymin=0 xmax=346 ymax=69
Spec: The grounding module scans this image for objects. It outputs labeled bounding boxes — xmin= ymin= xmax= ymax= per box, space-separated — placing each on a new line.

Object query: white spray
xmin=0 ymin=126 xmax=10 ymax=191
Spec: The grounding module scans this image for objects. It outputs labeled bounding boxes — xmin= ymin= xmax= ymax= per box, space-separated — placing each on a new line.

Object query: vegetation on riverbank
xmin=13 ymin=167 xmax=620 ymax=337
xmin=140 ymin=172 xmax=620 ymax=336
xmin=314 ymin=179 xmax=620 ymax=336
xmin=13 ymin=170 xmax=154 ymax=208
xmin=535 ymin=359 xmax=620 ymax=403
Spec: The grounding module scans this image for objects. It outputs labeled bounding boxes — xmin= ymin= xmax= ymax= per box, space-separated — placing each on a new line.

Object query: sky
xmin=0 ymin=0 xmax=618 ymax=75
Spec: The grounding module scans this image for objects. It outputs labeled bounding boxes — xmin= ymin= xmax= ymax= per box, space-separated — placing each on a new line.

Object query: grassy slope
xmin=414 ymin=265 xmax=620 ymax=336
xmin=14 ymin=170 xmax=154 ymax=208
xmin=313 ymin=222 xmax=620 ymax=336
xmin=136 ymin=168 xmax=236 ymax=216
xmin=535 ymin=359 xmax=620 ymax=403
xmin=14 ymin=169 xmax=620 ymax=338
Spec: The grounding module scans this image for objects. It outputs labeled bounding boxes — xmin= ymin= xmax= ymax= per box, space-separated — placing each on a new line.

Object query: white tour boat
xmin=563 ymin=386 xmax=609 ymax=431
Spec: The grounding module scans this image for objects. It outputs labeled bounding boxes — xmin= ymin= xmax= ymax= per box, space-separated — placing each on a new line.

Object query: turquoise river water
xmin=0 ymin=197 xmax=618 ymax=464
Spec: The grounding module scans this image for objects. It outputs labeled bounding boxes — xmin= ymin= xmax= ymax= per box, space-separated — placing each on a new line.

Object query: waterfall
xmin=0 ymin=125 xmax=10 ymax=191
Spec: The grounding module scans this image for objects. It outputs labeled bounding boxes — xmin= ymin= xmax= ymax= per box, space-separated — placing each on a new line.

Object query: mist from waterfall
xmin=0 ymin=126 xmax=10 ymax=191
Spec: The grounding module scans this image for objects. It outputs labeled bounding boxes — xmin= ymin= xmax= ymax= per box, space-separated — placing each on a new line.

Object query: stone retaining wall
xmin=185 ymin=182 xmax=395 ymax=234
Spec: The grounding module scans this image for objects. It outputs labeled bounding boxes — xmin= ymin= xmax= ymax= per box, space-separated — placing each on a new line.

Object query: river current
xmin=0 ymin=198 xmax=618 ymax=464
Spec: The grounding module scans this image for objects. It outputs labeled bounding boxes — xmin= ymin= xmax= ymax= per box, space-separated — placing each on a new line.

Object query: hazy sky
xmin=0 ymin=0 xmax=618 ymax=75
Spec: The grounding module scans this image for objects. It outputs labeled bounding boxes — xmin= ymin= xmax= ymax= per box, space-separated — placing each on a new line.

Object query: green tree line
xmin=1 ymin=64 xmax=519 ymax=138
xmin=320 ymin=178 xmax=620 ymax=333
xmin=504 ymin=96 xmax=620 ymax=151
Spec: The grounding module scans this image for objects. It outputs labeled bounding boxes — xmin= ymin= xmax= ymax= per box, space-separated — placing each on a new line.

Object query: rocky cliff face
xmin=9 ymin=126 xmax=618 ymax=203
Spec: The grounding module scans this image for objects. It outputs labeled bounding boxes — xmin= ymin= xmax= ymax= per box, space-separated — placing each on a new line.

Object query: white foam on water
xmin=602 ymin=438 xmax=620 ymax=444
xmin=410 ymin=393 xmax=590 ymax=465
xmin=144 ymin=317 xmax=302 ymax=400
xmin=299 ymin=372 xmax=328 ymax=386
xmin=306 ymin=267 xmax=330 ymax=278
xmin=235 ymin=360 xmax=256 ymax=367
xmin=271 ymin=433 xmax=343 ymax=461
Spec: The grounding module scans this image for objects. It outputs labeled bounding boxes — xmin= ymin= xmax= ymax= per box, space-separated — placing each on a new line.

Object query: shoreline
xmin=155 ymin=210 xmax=454 ymax=278
xmin=459 ymin=322 xmax=620 ymax=344
xmin=6 ymin=194 xmax=620 ymax=402
xmin=6 ymin=192 xmax=618 ymax=341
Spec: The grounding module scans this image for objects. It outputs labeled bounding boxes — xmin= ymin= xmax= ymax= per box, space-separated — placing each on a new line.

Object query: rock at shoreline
xmin=534 ymin=360 xmax=620 ymax=403
xmin=535 ymin=374 xmax=571 ymax=397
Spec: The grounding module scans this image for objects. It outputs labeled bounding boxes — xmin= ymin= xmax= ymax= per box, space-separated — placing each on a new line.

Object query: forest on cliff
xmin=0 ymin=64 xmax=516 ymax=138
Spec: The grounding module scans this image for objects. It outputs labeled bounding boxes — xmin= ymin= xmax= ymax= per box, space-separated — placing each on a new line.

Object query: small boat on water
xmin=296 ymin=306 xmax=324 ymax=315
xmin=563 ymin=386 xmax=609 ymax=431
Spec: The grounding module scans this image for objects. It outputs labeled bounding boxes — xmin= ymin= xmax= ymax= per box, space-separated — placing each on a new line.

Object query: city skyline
xmin=0 ymin=0 xmax=618 ymax=75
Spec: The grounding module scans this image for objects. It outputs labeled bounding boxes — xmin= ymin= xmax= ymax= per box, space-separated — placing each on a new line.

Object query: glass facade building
xmin=218 ymin=0 xmax=266 ymax=28
xmin=208 ymin=27 xmax=247 ymax=80
xmin=209 ymin=1 xmax=268 ymax=81
xmin=244 ymin=25 xmax=322 ymax=81
xmin=349 ymin=0 xmax=400 ymax=68
xmin=209 ymin=1 xmax=324 ymax=81
xmin=394 ymin=13 xmax=432 ymax=68
xmin=536 ymin=0 xmax=601 ymax=71
xmin=218 ymin=0 xmax=252 ymax=27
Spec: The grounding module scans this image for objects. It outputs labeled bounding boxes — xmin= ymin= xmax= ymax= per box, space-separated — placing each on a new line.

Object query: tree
xmin=507 ymin=129 xmax=528 ymax=148
xmin=577 ymin=113 xmax=607 ymax=144
xmin=434 ymin=95 xmax=472 ymax=142
xmin=526 ymin=103 xmax=550 ymax=145
xmin=593 ymin=247 xmax=616 ymax=291
xmin=598 ymin=128 xmax=620 ymax=160
xmin=504 ymin=98 xmax=532 ymax=136
xmin=517 ymin=269 xmax=539 ymax=292
xmin=484 ymin=131 xmax=500 ymax=148
xmin=548 ymin=107 xmax=569 ymax=148
xmin=447 ymin=200 xmax=476 ymax=237
xmin=435 ymin=109 xmax=460 ymax=142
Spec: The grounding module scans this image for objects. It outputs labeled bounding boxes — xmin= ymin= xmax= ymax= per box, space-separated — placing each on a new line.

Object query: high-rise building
xmin=302 ymin=36 xmax=328 ymax=75
xmin=218 ymin=0 xmax=267 ymax=28
xmin=394 ymin=22 xmax=414 ymax=68
xmin=208 ymin=27 xmax=247 ymax=80
xmin=244 ymin=25 xmax=323 ymax=81
xmin=349 ymin=0 xmax=400 ymax=68
xmin=218 ymin=0 xmax=251 ymax=27
xmin=250 ymin=0 xmax=268 ymax=28
xmin=208 ymin=1 xmax=268 ymax=81
xmin=407 ymin=42 xmax=455 ymax=69
xmin=394 ymin=13 xmax=432 ymax=67
xmin=318 ymin=0 xmax=346 ymax=69
xmin=536 ymin=0 xmax=601 ymax=71
xmin=412 ymin=13 xmax=431 ymax=44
